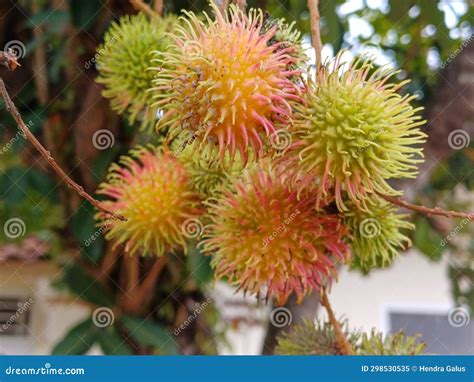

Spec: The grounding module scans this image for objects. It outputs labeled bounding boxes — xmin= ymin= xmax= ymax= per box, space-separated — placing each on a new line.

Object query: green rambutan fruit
xmin=344 ymin=197 xmax=414 ymax=271
xmin=285 ymin=55 xmax=427 ymax=210
xmin=276 ymin=320 xmax=425 ymax=355
xmin=96 ymin=13 xmax=176 ymax=131
xmin=173 ymin=139 xmax=244 ymax=201
xmin=359 ymin=330 xmax=426 ymax=355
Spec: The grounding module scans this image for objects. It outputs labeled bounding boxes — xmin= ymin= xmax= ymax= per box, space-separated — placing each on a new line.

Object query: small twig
xmin=0 ymin=78 xmax=124 ymax=221
xmin=320 ymin=289 xmax=354 ymax=355
xmin=233 ymin=0 xmax=247 ymax=11
xmin=215 ymin=0 xmax=229 ymax=15
xmin=379 ymin=193 xmax=474 ymax=220
xmin=130 ymin=0 xmax=159 ymax=17
xmin=154 ymin=0 xmax=164 ymax=15
xmin=307 ymin=0 xmax=322 ymax=68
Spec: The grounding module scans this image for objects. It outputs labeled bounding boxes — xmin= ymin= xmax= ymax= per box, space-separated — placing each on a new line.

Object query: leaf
xmin=120 ymin=315 xmax=178 ymax=354
xmin=413 ymin=217 xmax=444 ymax=261
xmin=52 ymin=318 xmax=97 ymax=355
xmin=71 ymin=202 xmax=105 ymax=264
xmin=68 ymin=0 xmax=104 ymax=30
xmin=97 ymin=326 xmax=134 ymax=355
xmin=62 ymin=262 xmax=114 ymax=307
xmin=187 ymin=243 xmax=213 ymax=287
xmin=320 ymin=0 xmax=344 ymax=51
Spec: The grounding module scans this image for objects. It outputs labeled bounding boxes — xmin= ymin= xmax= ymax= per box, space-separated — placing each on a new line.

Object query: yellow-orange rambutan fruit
xmin=96 ymin=146 xmax=203 ymax=256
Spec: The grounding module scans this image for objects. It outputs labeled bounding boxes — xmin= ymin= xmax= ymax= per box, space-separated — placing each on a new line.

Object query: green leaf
xmin=413 ymin=217 xmax=444 ymax=261
xmin=120 ymin=315 xmax=178 ymax=354
xmin=62 ymin=262 xmax=114 ymax=307
xmin=97 ymin=326 xmax=134 ymax=355
xmin=52 ymin=318 xmax=97 ymax=355
xmin=71 ymin=202 xmax=105 ymax=264
xmin=68 ymin=0 xmax=105 ymax=30
xmin=320 ymin=0 xmax=344 ymax=51
xmin=187 ymin=243 xmax=213 ymax=287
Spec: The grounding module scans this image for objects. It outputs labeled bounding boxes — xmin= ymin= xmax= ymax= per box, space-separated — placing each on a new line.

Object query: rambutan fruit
xmin=286 ymin=56 xmax=427 ymax=210
xmin=151 ymin=5 xmax=302 ymax=165
xmin=96 ymin=146 xmax=203 ymax=256
xmin=174 ymin=140 xmax=244 ymax=201
xmin=202 ymin=164 xmax=349 ymax=305
xmin=96 ymin=13 xmax=176 ymax=131
xmin=344 ymin=197 xmax=414 ymax=271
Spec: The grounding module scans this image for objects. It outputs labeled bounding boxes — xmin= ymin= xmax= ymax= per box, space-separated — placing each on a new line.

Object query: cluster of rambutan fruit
xmin=95 ymin=4 xmax=426 ymax=306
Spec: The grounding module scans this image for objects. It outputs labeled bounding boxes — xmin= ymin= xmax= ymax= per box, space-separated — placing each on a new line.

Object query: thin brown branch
xmin=0 ymin=78 xmax=124 ymax=221
xmin=215 ymin=0 xmax=229 ymax=15
xmin=233 ymin=0 xmax=247 ymax=11
xmin=379 ymin=193 xmax=474 ymax=220
xmin=307 ymin=0 xmax=322 ymax=67
xmin=130 ymin=0 xmax=159 ymax=17
xmin=154 ymin=0 xmax=164 ymax=15
xmin=320 ymin=289 xmax=354 ymax=355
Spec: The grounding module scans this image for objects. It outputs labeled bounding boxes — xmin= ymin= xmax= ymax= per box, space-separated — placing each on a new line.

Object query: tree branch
xmin=130 ymin=0 xmax=159 ymax=17
xmin=379 ymin=193 xmax=474 ymax=220
xmin=154 ymin=0 xmax=164 ymax=15
xmin=320 ymin=289 xmax=354 ymax=355
xmin=307 ymin=0 xmax=322 ymax=67
xmin=0 ymin=77 xmax=124 ymax=221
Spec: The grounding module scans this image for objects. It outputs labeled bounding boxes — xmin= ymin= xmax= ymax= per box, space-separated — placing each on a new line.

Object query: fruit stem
xmin=320 ymin=288 xmax=354 ymax=355
xmin=307 ymin=0 xmax=322 ymax=68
